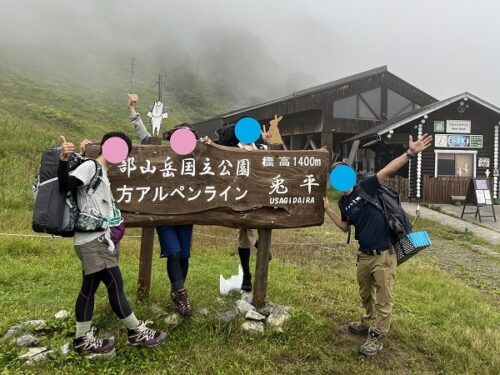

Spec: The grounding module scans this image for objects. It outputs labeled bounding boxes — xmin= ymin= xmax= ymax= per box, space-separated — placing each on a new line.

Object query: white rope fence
xmin=0 ymin=231 xmax=335 ymax=247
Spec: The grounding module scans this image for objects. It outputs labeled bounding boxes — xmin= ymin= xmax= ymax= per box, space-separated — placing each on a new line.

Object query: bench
xmin=451 ymin=195 xmax=466 ymax=206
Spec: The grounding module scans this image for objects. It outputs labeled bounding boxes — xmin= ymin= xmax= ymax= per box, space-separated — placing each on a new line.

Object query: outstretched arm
xmin=376 ymin=133 xmax=433 ymax=183
xmin=323 ymin=197 xmax=350 ymax=233
xmin=58 ymin=136 xmax=84 ymax=191
xmin=128 ymin=93 xmax=151 ymax=144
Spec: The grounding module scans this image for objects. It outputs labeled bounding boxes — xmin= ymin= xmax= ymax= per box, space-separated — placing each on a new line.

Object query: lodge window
xmin=387 ymin=89 xmax=420 ymax=119
xmin=434 ymin=151 xmax=476 ymax=178
xmin=333 ymin=88 xmax=381 ymax=120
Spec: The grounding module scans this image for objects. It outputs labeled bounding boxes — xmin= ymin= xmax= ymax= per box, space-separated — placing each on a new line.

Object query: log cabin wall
xmin=190 ymin=66 xmax=436 ymax=161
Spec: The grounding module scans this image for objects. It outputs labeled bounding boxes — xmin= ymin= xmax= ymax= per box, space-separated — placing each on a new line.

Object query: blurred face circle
xmin=102 ymin=137 xmax=129 ymax=164
xmin=235 ymin=117 xmax=261 ymax=144
xmin=329 ymin=164 xmax=356 ymax=192
xmin=170 ymin=128 xmax=197 ymax=155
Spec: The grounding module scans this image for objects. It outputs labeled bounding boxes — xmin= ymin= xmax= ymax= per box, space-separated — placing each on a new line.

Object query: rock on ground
xmin=54 ymin=310 xmax=70 ymax=319
xmin=23 ymin=320 xmax=47 ymax=330
xmin=19 ymin=347 xmax=54 ymax=366
xmin=15 ymin=334 xmax=38 ymax=346
xmin=236 ymin=300 xmax=256 ymax=315
xmin=258 ymin=305 xmax=275 ymax=316
xmin=266 ymin=306 xmax=291 ymax=331
xmin=217 ymin=309 xmax=239 ymax=323
xmin=240 ymin=291 xmax=253 ymax=303
xmin=60 ymin=342 xmax=70 ymax=355
xmin=3 ymin=324 xmax=22 ymax=340
xmin=164 ymin=314 xmax=180 ymax=325
xmin=241 ymin=321 xmax=265 ymax=335
xmin=245 ymin=310 xmax=266 ymax=321
xmin=198 ymin=308 xmax=210 ymax=316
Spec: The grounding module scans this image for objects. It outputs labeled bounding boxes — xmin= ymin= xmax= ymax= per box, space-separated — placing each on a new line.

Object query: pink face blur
xmin=101 ymin=137 xmax=129 ymax=165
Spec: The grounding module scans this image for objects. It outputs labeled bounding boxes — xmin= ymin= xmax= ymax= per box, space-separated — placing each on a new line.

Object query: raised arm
xmin=58 ymin=135 xmax=84 ymax=191
xmin=128 ymin=93 xmax=151 ymax=144
xmin=376 ymin=133 xmax=433 ymax=183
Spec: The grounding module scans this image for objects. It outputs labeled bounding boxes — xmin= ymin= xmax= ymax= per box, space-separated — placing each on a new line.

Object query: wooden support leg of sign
xmin=252 ymin=229 xmax=273 ymax=308
xmin=137 ymin=227 xmax=155 ymax=300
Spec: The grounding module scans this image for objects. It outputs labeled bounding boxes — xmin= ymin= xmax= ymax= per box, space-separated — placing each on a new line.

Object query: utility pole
xmin=130 ymin=57 xmax=137 ymax=93
xmin=156 ymin=74 xmax=163 ymax=102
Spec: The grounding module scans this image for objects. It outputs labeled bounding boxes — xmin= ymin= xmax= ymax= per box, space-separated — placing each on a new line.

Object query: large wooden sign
xmin=461 ymin=178 xmax=496 ymax=222
xmin=88 ymin=142 xmax=328 ymax=229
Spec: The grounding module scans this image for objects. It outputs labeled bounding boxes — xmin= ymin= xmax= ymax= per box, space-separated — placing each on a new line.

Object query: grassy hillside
xmin=0 ymin=64 xmax=233 ymax=217
xmin=0 ymin=70 xmax=499 ymax=374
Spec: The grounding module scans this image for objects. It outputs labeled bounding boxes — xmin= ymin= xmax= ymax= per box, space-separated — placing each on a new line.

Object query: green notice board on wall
xmin=470 ymin=135 xmax=483 ymax=148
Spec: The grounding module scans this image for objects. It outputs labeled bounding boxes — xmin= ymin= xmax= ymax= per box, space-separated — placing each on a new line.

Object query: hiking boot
xmin=348 ymin=321 xmax=369 ymax=335
xmin=359 ymin=329 xmax=384 ymax=356
xmin=241 ymin=273 xmax=252 ymax=292
xmin=73 ymin=328 xmax=115 ymax=358
xmin=128 ymin=320 xmax=168 ymax=348
xmin=171 ymin=288 xmax=193 ymax=317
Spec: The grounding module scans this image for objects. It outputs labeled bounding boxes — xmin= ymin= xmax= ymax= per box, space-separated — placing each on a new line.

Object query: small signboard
xmin=470 ymin=135 xmax=483 ymax=148
xmin=434 ymin=134 xmax=483 ymax=149
xmin=446 ymin=120 xmax=471 ymax=133
xmin=434 ymin=121 xmax=445 ymax=132
xmin=461 ymin=178 xmax=496 ymax=222
xmin=447 ymin=135 xmax=470 ymax=148
xmin=478 ymin=157 xmax=490 ymax=168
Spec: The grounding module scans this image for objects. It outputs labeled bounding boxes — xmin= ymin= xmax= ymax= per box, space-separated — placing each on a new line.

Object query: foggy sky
xmin=1 ymin=0 xmax=500 ymax=107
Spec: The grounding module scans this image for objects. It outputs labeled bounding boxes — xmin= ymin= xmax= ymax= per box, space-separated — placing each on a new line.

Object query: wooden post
xmin=252 ymin=228 xmax=272 ymax=308
xmin=137 ymin=227 xmax=155 ymax=300
xmin=148 ymin=136 xmax=162 ymax=145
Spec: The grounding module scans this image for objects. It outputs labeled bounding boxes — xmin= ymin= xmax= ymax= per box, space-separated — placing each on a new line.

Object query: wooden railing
xmin=422 ymin=176 xmax=484 ymax=204
xmin=385 ymin=176 xmax=409 ymax=201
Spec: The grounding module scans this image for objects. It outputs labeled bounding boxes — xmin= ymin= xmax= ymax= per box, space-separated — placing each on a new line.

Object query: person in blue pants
xmin=127 ymin=94 xmax=194 ymax=317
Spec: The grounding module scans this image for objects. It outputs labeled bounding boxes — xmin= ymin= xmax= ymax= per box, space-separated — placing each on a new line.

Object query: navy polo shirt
xmin=339 ymin=175 xmax=390 ymax=252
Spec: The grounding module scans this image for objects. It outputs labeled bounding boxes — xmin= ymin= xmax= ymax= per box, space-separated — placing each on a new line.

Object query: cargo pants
xmin=356 ymin=246 xmax=397 ymax=336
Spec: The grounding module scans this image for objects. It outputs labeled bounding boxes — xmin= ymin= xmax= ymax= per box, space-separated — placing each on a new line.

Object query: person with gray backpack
xmin=323 ymin=133 xmax=432 ymax=356
xmin=54 ymin=133 xmax=167 ymax=357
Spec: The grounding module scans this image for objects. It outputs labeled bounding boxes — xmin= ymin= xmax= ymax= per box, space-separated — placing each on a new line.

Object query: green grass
xmin=0 ymin=69 xmax=499 ymax=374
xmin=0 ymin=225 xmax=499 ymax=374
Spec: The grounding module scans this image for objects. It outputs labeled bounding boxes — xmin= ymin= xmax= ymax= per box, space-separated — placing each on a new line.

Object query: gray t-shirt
xmin=70 ymin=161 xmax=114 ymax=246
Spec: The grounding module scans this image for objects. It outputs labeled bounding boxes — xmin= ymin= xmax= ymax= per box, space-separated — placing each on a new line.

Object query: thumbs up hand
xmin=59 ymin=135 xmax=75 ymax=161
xmin=127 ymin=93 xmax=139 ymax=108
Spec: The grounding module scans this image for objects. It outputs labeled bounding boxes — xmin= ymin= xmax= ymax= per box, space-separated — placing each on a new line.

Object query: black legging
xmin=75 ymin=266 xmax=132 ymax=322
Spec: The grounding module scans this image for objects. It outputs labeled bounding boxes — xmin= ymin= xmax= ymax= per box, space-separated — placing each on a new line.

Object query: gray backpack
xmin=32 ymin=148 xmax=102 ymax=236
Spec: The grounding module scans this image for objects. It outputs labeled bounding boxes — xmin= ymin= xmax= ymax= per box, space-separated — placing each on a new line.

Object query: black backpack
xmin=32 ymin=148 xmax=102 ymax=236
xmin=343 ymin=183 xmax=412 ymax=244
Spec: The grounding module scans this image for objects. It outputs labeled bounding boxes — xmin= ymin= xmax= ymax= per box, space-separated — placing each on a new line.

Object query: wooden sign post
xmin=461 ymin=178 xmax=497 ymax=223
xmin=88 ymin=142 xmax=328 ymax=306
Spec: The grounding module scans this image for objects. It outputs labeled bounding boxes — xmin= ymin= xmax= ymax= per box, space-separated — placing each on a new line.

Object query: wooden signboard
xmin=461 ymin=178 xmax=496 ymax=223
xmin=89 ymin=142 xmax=328 ymax=228
xmin=87 ymin=142 xmax=328 ymax=305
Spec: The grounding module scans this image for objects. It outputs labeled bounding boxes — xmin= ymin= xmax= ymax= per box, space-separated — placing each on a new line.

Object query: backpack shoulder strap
xmin=355 ymin=183 xmax=381 ymax=209
xmin=80 ymin=159 xmax=103 ymax=195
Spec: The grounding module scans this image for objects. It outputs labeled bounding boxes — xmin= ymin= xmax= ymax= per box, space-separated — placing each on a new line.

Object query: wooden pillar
xmin=137 ymin=227 xmax=155 ymax=300
xmin=321 ymin=132 xmax=333 ymax=162
xmin=346 ymin=140 xmax=360 ymax=166
xmin=381 ymin=80 xmax=388 ymax=121
xmin=252 ymin=229 xmax=272 ymax=308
